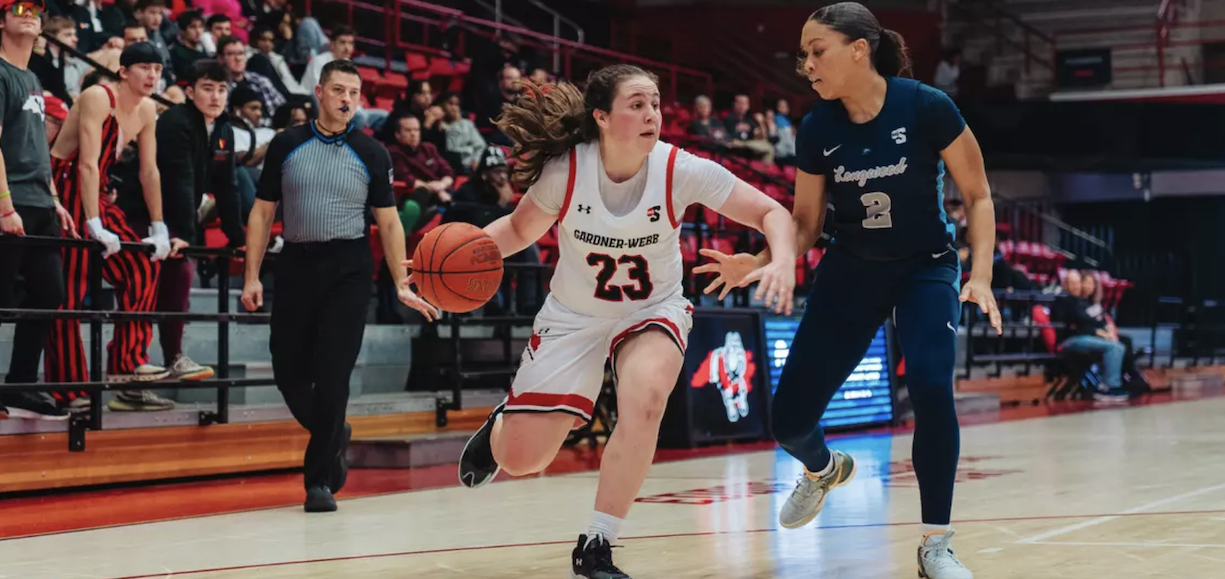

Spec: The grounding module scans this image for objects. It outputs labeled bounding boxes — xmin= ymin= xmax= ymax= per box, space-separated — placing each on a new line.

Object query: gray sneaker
xmin=170 ymin=355 xmax=214 ymax=381
xmin=918 ymin=530 xmax=973 ymax=579
xmin=107 ymin=390 xmax=176 ymax=411
xmin=778 ymin=450 xmax=857 ymax=529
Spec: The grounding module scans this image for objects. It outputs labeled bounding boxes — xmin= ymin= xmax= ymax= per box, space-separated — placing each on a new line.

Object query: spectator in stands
xmin=390 ymin=114 xmax=454 ymax=208
xmin=69 ymin=0 xmax=117 ymax=53
xmin=382 ymin=79 xmax=444 ymax=148
xmin=99 ymin=0 xmax=135 ymax=40
xmin=443 ymin=146 xmax=541 ymax=314
xmin=134 ymin=0 xmax=172 ymax=83
xmin=145 ymin=59 xmax=245 ymax=381
xmin=470 ymin=65 xmax=520 ymax=146
xmin=1080 ymin=270 xmax=1150 ymax=392
xmin=528 ymin=67 xmax=549 ymax=86
xmin=32 ymin=15 xmax=120 ymax=104
xmin=122 ymin=21 xmax=146 ymax=46
xmin=934 ymin=48 xmax=961 ymax=98
xmin=271 ymin=100 xmax=310 ymax=130
xmin=688 ymin=95 xmax=728 ymax=143
xmin=437 ymin=90 xmax=486 ymax=173
xmin=299 ymin=26 xmax=386 ymax=130
xmin=944 ymin=197 xmax=967 ymax=243
xmin=246 ymin=24 xmax=307 ymax=96
xmin=773 ymin=98 xmax=797 ymax=166
xmin=1051 ymin=270 xmax=1132 ymax=401
xmin=218 ymin=35 xmax=284 ymax=120
xmin=0 ymin=0 xmax=73 ymax=420
xmin=230 ymin=84 xmax=276 ymax=216
xmin=724 ymin=93 xmax=774 ymax=163
xmin=206 ymin=14 xmax=232 ymax=51
xmin=170 ymin=10 xmax=208 ymax=78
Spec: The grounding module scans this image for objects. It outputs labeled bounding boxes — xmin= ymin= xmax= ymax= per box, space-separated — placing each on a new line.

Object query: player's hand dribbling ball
xmin=407 ymin=223 xmax=503 ymax=313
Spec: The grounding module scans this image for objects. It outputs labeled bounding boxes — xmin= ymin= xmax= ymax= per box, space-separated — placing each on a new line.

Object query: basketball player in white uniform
xmin=409 ymin=64 xmax=797 ymax=578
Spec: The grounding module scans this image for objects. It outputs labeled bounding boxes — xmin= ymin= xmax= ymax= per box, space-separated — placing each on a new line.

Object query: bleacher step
xmin=347 ymin=431 xmax=474 ymax=469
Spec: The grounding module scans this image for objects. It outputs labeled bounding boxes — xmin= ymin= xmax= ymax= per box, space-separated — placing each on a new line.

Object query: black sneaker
xmin=330 ymin=422 xmax=352 ymax=494
xmin=1 ymin=392 xmax=69 ymax=421
xmin=571 ymin=534 xmax=630 ymax=578
xmin=304 ymin=485 xmax=337 ymax=513
xmin=458 ymin=402 xmax=505 ymax=489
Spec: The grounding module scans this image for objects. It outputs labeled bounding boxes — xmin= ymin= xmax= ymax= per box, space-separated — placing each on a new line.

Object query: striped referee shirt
xmin=256 ymin=122 xmax=396 ymax=242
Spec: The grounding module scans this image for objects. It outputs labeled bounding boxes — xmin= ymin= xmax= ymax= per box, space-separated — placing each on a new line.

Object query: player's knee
xmin=616 ymin=365 xmax=675 ymax=425
xmin=496 ymin=442 xmax=551 ymax=476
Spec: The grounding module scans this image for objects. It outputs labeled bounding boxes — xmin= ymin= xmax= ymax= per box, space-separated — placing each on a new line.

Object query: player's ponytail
xmin=496 ymin=64 xmax=660 ymax=189
xmin=809 ymin=2 xmax=913 ymax=79
xmin=874 ymin=28 xmax=912 ymax=78
xmin=495 ymin=79 xmax=592 ymax=189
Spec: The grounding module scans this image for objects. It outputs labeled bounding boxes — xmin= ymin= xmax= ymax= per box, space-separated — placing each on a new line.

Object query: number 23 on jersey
xmin=587 ymin=253 xmax=653 ymax=302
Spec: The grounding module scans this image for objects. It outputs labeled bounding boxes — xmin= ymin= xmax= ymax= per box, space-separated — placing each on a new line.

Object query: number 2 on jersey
xmin=588 ymin=253 xmax=653 ymax=301
xmin=860 ymin=191 xmax=893 ymax=229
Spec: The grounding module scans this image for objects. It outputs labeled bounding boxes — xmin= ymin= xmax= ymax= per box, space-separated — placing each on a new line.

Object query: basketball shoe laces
xmin=919 ymin=531 xmax=971 ymax=578
xmin=584 ymin=537 xmax=626 ymax=576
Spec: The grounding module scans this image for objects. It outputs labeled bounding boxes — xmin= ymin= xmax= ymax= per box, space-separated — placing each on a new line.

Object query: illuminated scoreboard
xmin=763 ymin=317 xmax=895 ymax=429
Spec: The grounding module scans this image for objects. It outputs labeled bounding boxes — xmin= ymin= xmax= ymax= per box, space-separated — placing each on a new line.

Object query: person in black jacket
xmin=144 ymin=59 xmax=244 ymax=381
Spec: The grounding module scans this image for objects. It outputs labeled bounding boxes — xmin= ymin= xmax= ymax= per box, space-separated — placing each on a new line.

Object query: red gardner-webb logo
xmin=690 ymin=332 xmax=757 ymax=423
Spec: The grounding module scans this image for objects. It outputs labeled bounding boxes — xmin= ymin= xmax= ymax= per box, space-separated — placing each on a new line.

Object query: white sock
xmin=807 ymin=453 xmax=836 ymax=478
xmin=921 ymin=524 xmax=952 ymax=544
xmin=586 ymin=511 xmax=623 ymax=547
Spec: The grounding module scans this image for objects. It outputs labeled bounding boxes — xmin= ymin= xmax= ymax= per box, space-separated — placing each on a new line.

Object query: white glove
xmin=86 ymin=217 xmax=122 ymax=258
xmin=268 ymin=235 xmax=285 ymax=254
xmin=143 ymin=221 xmax=171 ymax=261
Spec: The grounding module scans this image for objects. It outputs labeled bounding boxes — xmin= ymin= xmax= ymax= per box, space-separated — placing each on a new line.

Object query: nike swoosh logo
xmin=932 ymin=249 xmax=951 ymax=258
xmin=947 ymin=321 xmax=957 ymax=333
xmin=823 ymin=145 xmax=841 ymax=156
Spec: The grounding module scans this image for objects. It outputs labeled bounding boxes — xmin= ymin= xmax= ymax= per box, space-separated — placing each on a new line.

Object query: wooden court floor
xmin=2 ymin=396 xmax=1224 ymax=578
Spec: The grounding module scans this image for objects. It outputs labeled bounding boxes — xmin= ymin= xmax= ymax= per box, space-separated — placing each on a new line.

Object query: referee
xmin=240 ymin=59 xmax=438 ymax=513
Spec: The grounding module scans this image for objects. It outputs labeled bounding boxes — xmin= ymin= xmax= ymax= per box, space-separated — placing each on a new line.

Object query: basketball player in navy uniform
xmin=697 ymin=3 xmax=1001 ymax=578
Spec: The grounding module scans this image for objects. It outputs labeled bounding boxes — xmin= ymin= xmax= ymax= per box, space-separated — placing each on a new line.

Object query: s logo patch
xmin=647 ymin=205 xmax=661 ymax=223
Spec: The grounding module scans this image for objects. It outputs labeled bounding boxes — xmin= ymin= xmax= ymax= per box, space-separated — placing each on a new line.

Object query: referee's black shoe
xmin=458 ymin=402 xmax=506 ymax=489
xmin=330 ymin=422 xmax=352 ymax=493
xmin=304 ymin=485 xmax=337 ymax=513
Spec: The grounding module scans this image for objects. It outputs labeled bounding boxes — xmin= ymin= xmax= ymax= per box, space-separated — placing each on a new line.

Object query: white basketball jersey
xmin=549 ymin=140 xmax=684 ymax=319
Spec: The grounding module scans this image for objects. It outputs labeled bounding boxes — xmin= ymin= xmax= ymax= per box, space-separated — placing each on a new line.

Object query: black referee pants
xmin=0 ymin=205 xmax=66 ymax=385
xmin=270 ymin=238 xmax=372 ymax=490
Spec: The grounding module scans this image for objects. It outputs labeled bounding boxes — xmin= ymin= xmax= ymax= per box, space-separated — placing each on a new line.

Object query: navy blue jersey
xmin=796 ymin=77 xmax=966 ymax=261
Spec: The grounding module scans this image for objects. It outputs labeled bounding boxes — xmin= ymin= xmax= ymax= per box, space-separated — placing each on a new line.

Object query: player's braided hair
xmin=495 ymin=64 xmax=660 ymax=189
xmin=803 ymin=2 xmax=912 ymax=78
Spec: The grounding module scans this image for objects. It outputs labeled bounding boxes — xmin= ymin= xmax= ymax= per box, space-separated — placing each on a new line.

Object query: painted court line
xmin=1026 ymin=541 xmax=1225 ymax=549
xmin=1016 ymin=482 xmax=1225 ymax=544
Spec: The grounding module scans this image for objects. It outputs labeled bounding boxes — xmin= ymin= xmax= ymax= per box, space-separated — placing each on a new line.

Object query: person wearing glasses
xmin=0 ymin=0 xmax=76 ymax=419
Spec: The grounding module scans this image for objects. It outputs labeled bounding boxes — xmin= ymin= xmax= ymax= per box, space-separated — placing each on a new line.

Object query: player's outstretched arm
xmin=707 ymin=178 xmax=797 ymax=313
xmin=483 ymin=195 xmax=556 ymax=259
xmin=696 ymin=172 xmax=825 ymax=312
xmin=941 ymin=126 xmax=1002 ymax=334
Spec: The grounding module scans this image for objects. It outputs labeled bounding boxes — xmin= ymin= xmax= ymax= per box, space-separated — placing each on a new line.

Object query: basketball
xmin=411 ymin=222 xmax=504 ymax=313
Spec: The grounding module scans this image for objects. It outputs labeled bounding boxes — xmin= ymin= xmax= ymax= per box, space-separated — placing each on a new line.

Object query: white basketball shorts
xmin=504 ymin=295 xmax=695 ymax=421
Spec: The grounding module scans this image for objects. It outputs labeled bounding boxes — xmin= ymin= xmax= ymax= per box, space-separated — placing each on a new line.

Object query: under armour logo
xmin=646 ymin=205 xmax=661 ymax=222
xmin=577 ymin=204 xmax=592 ymax=214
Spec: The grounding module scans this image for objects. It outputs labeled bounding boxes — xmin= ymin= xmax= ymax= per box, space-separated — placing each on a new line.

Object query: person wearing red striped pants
xmin=45 ymin=44 xmax=182 ymax=412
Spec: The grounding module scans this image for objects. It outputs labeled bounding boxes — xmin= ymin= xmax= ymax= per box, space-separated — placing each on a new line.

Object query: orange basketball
xmin=411 ymin=223 xmax=504 ymax=313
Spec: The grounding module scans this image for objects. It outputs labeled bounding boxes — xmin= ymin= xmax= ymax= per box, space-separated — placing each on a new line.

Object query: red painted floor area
xmin=0 ymin=389 xmax=1212 ymax=541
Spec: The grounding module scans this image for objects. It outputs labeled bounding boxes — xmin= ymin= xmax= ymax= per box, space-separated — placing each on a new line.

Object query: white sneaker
xmin=778 ymin=450 xmax=857 ymax=529
xmin=918 ymin=531 xmax=973 ymax=579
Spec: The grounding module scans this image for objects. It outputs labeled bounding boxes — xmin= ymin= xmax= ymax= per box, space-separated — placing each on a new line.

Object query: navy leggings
xmin=771 ymin=246 xmax=962 ymax=525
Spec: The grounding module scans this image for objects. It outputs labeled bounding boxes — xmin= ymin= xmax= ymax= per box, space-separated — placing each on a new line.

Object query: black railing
xmin=0 ymin=233 xmax=267 ymax=450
